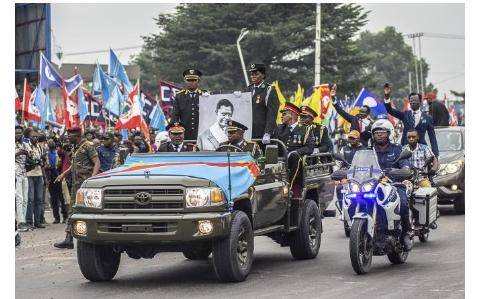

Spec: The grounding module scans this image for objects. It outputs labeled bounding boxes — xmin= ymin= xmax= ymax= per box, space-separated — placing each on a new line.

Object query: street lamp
xmin=237 ymin=28 xmax=250 ymax=87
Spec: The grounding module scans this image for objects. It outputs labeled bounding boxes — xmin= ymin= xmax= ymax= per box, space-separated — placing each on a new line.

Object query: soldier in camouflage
xmin=53 ymin=127 xmax=100 ymax=249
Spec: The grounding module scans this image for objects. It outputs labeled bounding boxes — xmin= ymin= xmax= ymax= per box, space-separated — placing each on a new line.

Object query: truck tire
xmin=349 ymin=219 xmax=373 ymax=274
xmin=77 ymin=240 xmax=121 ymax=282
xmin=182 ymin=243 xmax=212 ymax=260
xmin=454 ymin=195 xmax=465 ymax=214
xmin=289 ymin=199 xmax=322 ymax=260
xmin=212 ymin=211 xmax=253 ymax=282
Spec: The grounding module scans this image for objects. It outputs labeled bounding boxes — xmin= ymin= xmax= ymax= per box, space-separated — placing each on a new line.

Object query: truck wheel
xmin=182 ymin=243 xmax=212 ymax=260
xmin=349 ymin=219 xmax=373 ymax=274
xmin=212 ymin=211 xmax=253 ymax=282
xmin=77 ymin=240 xmax=120 ymax=282
xmin=454 ymin=195 xmax=465 ymax=214
xmin=289 ymin=199 xmax=322 ymax=260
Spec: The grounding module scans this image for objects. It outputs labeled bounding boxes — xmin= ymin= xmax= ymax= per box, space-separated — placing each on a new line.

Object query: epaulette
xmin=176 ymin=89 xmax=187 ymax=94
xmin=245 ymin=140 xmax=256 ymax=145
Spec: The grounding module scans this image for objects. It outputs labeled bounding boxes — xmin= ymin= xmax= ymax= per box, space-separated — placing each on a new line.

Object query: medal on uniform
xmin=256 ymin=95 xmax=260 ymax=104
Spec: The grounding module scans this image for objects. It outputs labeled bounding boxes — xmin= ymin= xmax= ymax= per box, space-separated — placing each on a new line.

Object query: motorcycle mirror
xmin=331 ymin=169 xmax=348 ymax=181
xmin=393 ymin=150 xmax=412 ymax=164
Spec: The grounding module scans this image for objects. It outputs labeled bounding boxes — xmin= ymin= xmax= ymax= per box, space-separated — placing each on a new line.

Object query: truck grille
xmin=98 ymin=222 xmax=178 ymax=233
xmin=103 ymin=187 xmax=184 ymax=212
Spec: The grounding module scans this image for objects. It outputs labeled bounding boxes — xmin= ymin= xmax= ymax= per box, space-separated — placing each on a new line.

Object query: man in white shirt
xmin=197 ymin=98 xmax=234 ymax=150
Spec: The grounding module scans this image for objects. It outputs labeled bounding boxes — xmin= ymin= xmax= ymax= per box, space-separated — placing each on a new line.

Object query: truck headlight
xmin=438 ymin=160 xmax=463 ymax=176
xmin=185 ymin=187 xmax=225 ymax=208
xmin=76 ymin=188 xmax=102 ymax=208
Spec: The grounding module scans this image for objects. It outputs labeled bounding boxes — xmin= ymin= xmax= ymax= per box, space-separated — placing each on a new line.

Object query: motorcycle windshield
xmin=347 ymin=150 xmax=383 ymax=183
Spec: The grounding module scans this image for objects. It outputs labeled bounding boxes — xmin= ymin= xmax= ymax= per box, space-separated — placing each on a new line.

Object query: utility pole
xmin=417 ymin=33 xmax=425 ymax=94
xmin=408 ymin=72 xmax=412 ymax=94
xmin=236 ymin=28 xmax=250 ymax=87
xmin=314 ymin=3 xmax=321 ymax=86
xmin=408 ymin=33 xmax=420 ymax=93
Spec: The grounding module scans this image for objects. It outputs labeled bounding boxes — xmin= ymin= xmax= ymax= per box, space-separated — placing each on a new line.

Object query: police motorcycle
xmin=405 ymin=156 xmax=439 ymax=242
xmin=332 ymin=149 xmax=413 ymax=274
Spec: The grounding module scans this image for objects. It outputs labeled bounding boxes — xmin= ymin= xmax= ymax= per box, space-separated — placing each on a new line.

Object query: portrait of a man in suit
xmin=197 ymin=98 xmax=234 ymax=150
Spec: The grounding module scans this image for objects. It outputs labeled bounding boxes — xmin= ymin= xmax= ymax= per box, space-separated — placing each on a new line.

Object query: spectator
xmin=15 ymin=126 xmax=30 ymax=232
xmin=425 ymin=92 xmax=450 ymax=127
xmin=97 ymin=132 xmax=118 ymax=173
xmin=45 ymin=139 xmax=68 ymax=224
xmin=26 ymin=129 xmax=46 ymax=229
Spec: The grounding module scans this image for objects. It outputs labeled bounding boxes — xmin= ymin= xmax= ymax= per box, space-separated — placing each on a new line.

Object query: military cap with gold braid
xmin=182 ymin=68 xmax=202 ymax=80
xmin=166 ymin=122 xmax=185 ymax=133
xmin=226 ymin=120 xmax=248 ymax=132
xmin=300 ymin=105 xmax=318 ymax=119
xmin=280 ymin=102 xmax=301 ymax=115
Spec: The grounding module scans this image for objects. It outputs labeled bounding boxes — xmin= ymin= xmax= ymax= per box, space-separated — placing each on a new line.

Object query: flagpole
xmin=21 ymin=78 xmax=26 ymax=125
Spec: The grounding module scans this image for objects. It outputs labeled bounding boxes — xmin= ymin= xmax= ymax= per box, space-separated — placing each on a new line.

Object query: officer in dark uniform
xmin=218 ymin=120 xmax=262 ymax=159
xmin=170 ymin=68 xmax=206 ymax=141
xmin=299 ymin=105 xmax=333 ymax=153
xmin=273 ymin=102 xmax=314 ymax=197
xmin=53 ymin=127 xmax=100 ymax=249
xmin=157 ymin=122 xmax=198 ymax=152
xmin=245 ymin=63 xmax=280 ymax=142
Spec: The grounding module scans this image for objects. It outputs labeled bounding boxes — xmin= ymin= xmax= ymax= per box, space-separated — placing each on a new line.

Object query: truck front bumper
xmin=71 ymin=212 xmax=232 ymax=244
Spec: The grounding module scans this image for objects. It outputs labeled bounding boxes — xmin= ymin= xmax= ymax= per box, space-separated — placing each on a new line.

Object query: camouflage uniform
xmin=66 ymin=139 xmax=98 ymax=232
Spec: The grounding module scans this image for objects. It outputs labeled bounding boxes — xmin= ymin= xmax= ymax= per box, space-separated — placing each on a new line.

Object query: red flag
xmin=55 ymin=104 xmax=64 ymax=125
xmin=319 ymin=84 xmax=330 ymax=120
xmin=15 ymin=89 xmax=22 ymax=111
xmin=115 ymin=83 xmax=150 ymax=141
xmin=21 ymin=79 xmax=41 ymax=123
xmin=62 ymin=78 xmax=80 ymax=129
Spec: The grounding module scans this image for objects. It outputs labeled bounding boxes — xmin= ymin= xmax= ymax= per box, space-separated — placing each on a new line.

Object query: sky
xmin=51 ymin=3 xmax=465 ymax=99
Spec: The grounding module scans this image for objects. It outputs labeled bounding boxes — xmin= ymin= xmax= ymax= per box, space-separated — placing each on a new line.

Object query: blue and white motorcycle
xmin=332 ymin=149 xmax=412 ymax=274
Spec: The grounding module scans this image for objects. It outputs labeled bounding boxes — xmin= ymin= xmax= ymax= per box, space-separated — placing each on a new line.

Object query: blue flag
xmin=149 ymin=103 xmax=167 ymax=131
xmin=92 ymin=62 xmax=103 ymax=96
xmin=64 ymin=74 xmax=83 ymax=96
xmin=108 ymin=49 xmax=133 ymax=93
xmin=41 ymin=91 xmax=56 ymax=129
xmin=78 ymin=87 xmax=89 ymax=122
xmin=352 ymin=88 xmax=387 ymax=118
xmin=39 ymin=53 xmax=62 ymax=89
xmin=104 ymin=84 xmax=124 ymax=116
xmin=32 ymin=87 xmax=46 ymax=127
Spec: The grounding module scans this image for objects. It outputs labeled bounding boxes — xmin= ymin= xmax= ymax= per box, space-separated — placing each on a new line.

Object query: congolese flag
xmin=96 ymin=153 xmax=260 ymax=202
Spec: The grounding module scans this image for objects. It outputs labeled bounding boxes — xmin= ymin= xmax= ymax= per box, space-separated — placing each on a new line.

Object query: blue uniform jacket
xmin=385 ymin=102 xmax=439 ymax=156
xmin=374 ymin=143 xmax=412 ymax=170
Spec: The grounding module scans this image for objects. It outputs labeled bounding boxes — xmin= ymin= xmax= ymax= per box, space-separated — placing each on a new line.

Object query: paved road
xmin=16 ymin=206 xmax=464 ymax=299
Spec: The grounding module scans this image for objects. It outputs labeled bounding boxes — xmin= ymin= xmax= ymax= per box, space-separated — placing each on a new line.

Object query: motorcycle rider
xmin=371 ymin=120 xmax=413 ymax=250
xmin=403 ymin=129 xmax=438 ymax=187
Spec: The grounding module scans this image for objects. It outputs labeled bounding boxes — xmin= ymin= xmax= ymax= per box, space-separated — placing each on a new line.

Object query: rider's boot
xmin=401 ymin=216 xmax=414 ymax=251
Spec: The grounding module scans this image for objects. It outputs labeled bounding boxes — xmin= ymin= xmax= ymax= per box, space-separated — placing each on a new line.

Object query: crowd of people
xmin=15 ymin=62 xmax=444 ymax=251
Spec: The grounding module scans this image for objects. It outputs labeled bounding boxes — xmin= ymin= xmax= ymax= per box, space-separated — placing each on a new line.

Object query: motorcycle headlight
xmin=362 ymin=182 xmax=375 ymax=192
xmin=438 ymin=160 xmax=463 ymax=176
xmin=185 ymin=187 xmax=225 ymax=208
xmin=76 ymin=188 xmax=102 ymax=208
xmin=349 ymin=182 xmax=361 ymax=193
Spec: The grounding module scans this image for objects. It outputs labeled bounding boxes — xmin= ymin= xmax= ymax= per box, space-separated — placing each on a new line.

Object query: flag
xmin=149 ymin=102 xmax=167 ymax=131
xmin=99 ymin=65 xmax=122 ymax=105
xmin=271 ymin=81 xmax=287 ymax=124
xmin=55 ymin=104 xmax=64 ymax=125
xmin=62 ymin=79 xmax=80 ymax=129
xmin=114 ymin=84 xmax=149 ymax=140
xmin=302 ymin=86 xmax=322 ymax=123
xmin=293 ymin=84 xmax=304 ymax=107
xmin=78 ymin=85 xmax=89 ymax=122
xmin=449 ymin=105 xmax=458 ymax=126
xmin=45 ymin=92 xmax=56 ymax=123
xmin=25 ymin=87 xmax=44 ymax=123
xmin=21 ymin=78 xmax=32 ymax=123
xmin=15 ymin=89 xmax=22 ymax=111
xmin=39 ymin=52 xmax=63 ymax=89
xmin=159 ymin=80 xmax=181 ymax=102
xmin=64 ymin=74 xmax=84 ymax=96
xmin=108 ymin=49 xmax=133 ymax=93
xmin=92 ymin=62 xmax=103 ymax=96
xmin=104 ymin=84 xmax=124 ymax=116
xmin=351 ymin=88 xmax=387 ymax=118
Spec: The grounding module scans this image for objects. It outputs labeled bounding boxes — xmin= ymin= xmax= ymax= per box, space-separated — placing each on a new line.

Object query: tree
xmin=134 ymin=3 xmax=371 ymax=96
xmin=356 ymin=26 xmax=430 ymax=99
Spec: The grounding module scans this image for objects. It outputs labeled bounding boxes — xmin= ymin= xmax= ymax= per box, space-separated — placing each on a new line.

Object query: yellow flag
xmin=305 ymin=86 xmax=322 ymax=123
xmin=272 ymin=80 xmax=286 ymax=124
xmin=293 ymin=83 xmax=304 ymax=107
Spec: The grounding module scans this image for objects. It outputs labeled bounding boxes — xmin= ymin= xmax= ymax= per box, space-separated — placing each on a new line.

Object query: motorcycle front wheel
xmin=349 ymin=219 xmax=373 ymax=274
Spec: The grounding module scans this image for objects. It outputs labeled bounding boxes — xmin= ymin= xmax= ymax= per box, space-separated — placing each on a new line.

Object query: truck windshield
xmin=348 ymin=150 xmax=382 ymax=182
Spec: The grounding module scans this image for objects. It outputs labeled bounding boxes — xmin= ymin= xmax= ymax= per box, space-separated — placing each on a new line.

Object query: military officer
xmin=274 ymin=102 xmax=314 ymax=197
xmin=245 ymin=63 xmax=280 ymax=143
xmin=170 ymin=68 xmax=206 ymax=141
xmin=299 ymin=105 xmax=333 ymax=153
xmin=218 ymin=120 xmax=262 ymax=159
xmin=157 ymin=122 xmax=198 ymax=152
xmin=53 ymin=127 xmax=100 ymax=249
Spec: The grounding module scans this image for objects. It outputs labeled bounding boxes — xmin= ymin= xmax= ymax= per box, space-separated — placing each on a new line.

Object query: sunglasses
xmin=186 ymin=79 xmax=198 ymax=82
xmin=170 ymin=132 xmax=183 ymax=136
xmin=250 ymin=71 xmax=260 ymax=75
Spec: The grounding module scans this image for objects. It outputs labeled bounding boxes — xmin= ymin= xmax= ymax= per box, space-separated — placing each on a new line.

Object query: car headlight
xmin=76 ymin=188 xmax=102 ymax=208
xmin=438 ymin=160 xmax=463 ymax=176
xmin=185 ymin=187 xmax=225 ymax=208
xmin=349 ymin=182 xmax=361 ymax=193
xmin=362 ymin=182 xmax=375 ymax=192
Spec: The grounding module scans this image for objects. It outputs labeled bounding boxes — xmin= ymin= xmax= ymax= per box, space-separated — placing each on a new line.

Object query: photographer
xmin=26 ymin=129 xmax=47 ymax=229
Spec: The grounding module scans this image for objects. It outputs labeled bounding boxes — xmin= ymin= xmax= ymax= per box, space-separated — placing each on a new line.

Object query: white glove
xmin=233 ymin=91 xmax=242 ymax=97
xmin=262 ymin=133 xmax=271 ymax=144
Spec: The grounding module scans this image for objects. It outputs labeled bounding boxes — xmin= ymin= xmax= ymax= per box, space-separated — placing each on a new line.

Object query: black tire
xmin=418 ymin=230 xmax=429 ymax=242
xmin=212 ymin=211 xmax=253 ymax=282
xmin=182 ymin=243 xmax=212 ymax=260
xmin=454 ymin=196 xmax=465 ymax=214
xmin=344 ymin=220 xmax=351 ymax=238
xmin=77 ymin=240 xmax=121 ymax=282
xmin=387 ymin=249 xmax=409 ymax=264
xmin=349 ymin=219 xmax=373 ymax=274
xmin=289 ymin=199 xmax=322 ymax=260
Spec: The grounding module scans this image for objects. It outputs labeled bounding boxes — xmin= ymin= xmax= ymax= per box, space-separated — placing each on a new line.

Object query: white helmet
xmin=371 ymin=119 xmax=392 ymax=134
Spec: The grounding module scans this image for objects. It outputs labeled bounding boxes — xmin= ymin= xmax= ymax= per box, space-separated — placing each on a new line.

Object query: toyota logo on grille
xmin=134 ymin=192 xmax=152 ymax=205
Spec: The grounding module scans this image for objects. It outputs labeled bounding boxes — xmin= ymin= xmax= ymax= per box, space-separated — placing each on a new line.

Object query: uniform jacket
xmin=70 ymin=139 xmax=98 ymax=194
xmin=170 ymin=89 xmax=205 ymax=141
xmin=157 ymin=142 xmax=197 ymax=153
xmin=385 ymin=102 xmax=439 ymax=156
xmin=245 ymin=82 xmax=280 ymax=139
xmin=311 ymin=123 xmax=333 ymax=153
xmin=218 ymin=140 xmax=262 ymax=159
xmin=374 ymin=143 xmax=412 ymax=170
xmin=332 ymin=100 xmax=373 ymax=147
xmin=274 ymin=123 xmax=314 ymax=156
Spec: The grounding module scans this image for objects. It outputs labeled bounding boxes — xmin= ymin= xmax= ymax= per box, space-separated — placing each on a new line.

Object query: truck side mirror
xmin=265 ymin=145 xmax=278 ymax=164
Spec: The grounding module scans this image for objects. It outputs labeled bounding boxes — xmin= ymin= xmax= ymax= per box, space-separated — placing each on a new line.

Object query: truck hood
xmin=90 ymin=152 xmax=259 ymax=202
xmin=84 ymin=174 xmax=212 ymax=189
